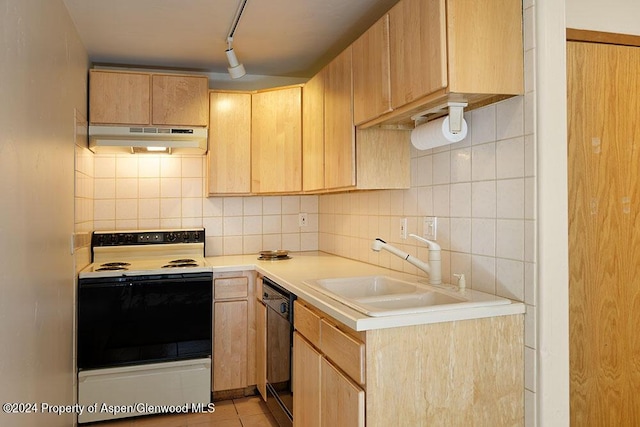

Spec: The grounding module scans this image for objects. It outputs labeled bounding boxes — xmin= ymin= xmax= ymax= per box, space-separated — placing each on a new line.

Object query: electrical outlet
xmin=298 ymin=213 xmax=308 ymax=227
xmin=400 ymin=217 xmax=408 ymax=239
xmin=423 ymin=217 xmax=437 ymax=240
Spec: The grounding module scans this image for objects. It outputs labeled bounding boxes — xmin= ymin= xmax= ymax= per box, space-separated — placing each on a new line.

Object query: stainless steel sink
xmin=303 ymin=275 xmax=510 ymax=317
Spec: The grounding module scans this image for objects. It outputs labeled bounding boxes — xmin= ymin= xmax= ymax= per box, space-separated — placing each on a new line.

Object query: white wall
xmin=0 ymin=1 xmax=88 ymax=426
xmin=566 ymin=0 xmax=640 ymax=36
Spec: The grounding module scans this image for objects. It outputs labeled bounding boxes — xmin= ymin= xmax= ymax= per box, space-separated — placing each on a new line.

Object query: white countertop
xmin=205 ymin=251 xmax=525 ymax=332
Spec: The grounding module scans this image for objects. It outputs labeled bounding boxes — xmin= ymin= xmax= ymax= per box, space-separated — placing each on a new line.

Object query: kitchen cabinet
xmin=251 ymin=86 xmax=302 ymax=194
xmin=358 ymin=0 xmax=523 ymax=128
xmin=302 ymin=70 xmax=325 ymax=192
xmin=324 ymin=47 xmax=356 ymax=190
xmin=293 ymin=299 xmax=523 ymax=426
xmin=207 ymin=91 xmax=252 ymax=195
xmin=89 ymin=70 xmax=150 ymax=125
xmin=255 ymin=277 xmax=267 ymax=401
xmin=293 ymin=301 xmax=365 ymax=426
xmin=352 ymin=14 xmax=392 ymax=125
xmin=212 ymin=273 xmax=256 ymax=395
xmin=151 ymin=74 xmax=209 ymax=126
xmin=89 ymin=69 xmax=208 ymax=127
xmin=304 ymin=47 xmax=409 ymax=193
xmin=292 ymin=333 xmax=321 ymax=427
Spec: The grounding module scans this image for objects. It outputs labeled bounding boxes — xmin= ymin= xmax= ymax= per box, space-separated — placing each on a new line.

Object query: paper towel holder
xmin=411 ymin=101 xmax=468 ymax=134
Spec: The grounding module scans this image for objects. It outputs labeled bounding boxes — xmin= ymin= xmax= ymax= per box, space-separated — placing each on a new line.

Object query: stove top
xmin=79 ymin=229 xmax=209 ymax=279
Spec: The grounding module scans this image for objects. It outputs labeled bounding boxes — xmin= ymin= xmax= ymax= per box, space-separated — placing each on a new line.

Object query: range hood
xmin=88 ymin=125 xmax=208 ymax=155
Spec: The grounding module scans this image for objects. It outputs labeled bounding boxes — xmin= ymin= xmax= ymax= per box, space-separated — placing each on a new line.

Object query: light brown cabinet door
xmin=352 ymin=14 xmax=392 ymax=125
xmin=213 ymin=300 xmax=248 ymax=391
xmin=388 ymin=0 xmax=447 ymax=109
xmin=256 ymin=301 xmax=267 ymax=401
xmin=208 ymin=92 xmax=252 ymax=195
xmin=568 ymin=41 xmax=640 ymax=426
xmin=324 ymin=47 xmax=355 ymax=190
xmin=89 ymin=70 xmax=150 ymax=125
xmin=302 ymin=71 xmax=325 ymax=192
xmin=320 ymin=357 xmax=365 ymax=427
xmin=152 ymin=74 xmax=209 ymax=126
xmin=251 ymin=87 xmax=302 ymax=193
xmin=293 ymin=333 xmax=321 ymax=427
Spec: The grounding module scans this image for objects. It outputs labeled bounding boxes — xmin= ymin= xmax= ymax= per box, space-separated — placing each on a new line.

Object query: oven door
xmin=77 ymin=272 xmax=212 ymax=370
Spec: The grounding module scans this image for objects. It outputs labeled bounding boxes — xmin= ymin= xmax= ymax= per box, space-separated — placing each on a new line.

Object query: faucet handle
xmin=409 ymin=234 xmax=441 ymax=251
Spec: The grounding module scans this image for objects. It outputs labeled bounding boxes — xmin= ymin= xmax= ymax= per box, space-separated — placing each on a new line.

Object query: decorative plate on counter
xmin=258 ymin=250 xmax=291 ymax=261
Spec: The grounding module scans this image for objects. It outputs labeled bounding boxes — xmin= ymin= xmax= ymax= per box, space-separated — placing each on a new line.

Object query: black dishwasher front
xmin=262 ymin=277 xmax=296 ymax=427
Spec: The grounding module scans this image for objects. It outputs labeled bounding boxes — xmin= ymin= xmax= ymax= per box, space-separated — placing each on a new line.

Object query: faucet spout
xmin=371 ymin=237 xmax=442 ymax=285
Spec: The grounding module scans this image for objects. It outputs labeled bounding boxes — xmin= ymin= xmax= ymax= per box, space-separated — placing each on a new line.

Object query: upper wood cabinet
xmin=207 ymin=91 xmax=252 ymax=195
xmin=302 ymin=70 xmax=326 ymax=192
xmin=251 ymin=86 xmax=302 ymax=194
xmin=324 ymin=47 xmax=356 ymax=190
xmin=356 ymin=0 xmax=523 ymax=128
xmin=89 ymin=70 xmax=208 ymax=127
xmin=301 ymin=46 xmax=410 ymax=193
xmin=89 ymin=70 xmax=150 ymax=125
xmin=352 ymin=14 xmax=392 ymax=125
xmin=388 ymin=0 xmax=447 ymax=109
xmin=151 ymin=74 xmax=209 ymax=126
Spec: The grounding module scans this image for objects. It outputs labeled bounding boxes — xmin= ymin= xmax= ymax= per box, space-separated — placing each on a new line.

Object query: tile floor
xmin=91 ymin=397 xmax=279 ymax=427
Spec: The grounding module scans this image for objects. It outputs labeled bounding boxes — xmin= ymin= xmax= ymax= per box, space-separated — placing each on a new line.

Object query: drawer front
xmin=294 ymin=301 xmax=321 ymax=348
xmin=214 ymin=277 xmax=248 ymax=300
xmin=320 ymin=319 xmax=365 ymax=385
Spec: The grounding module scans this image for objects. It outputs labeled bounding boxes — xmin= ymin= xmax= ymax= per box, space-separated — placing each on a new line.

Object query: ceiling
xmin=63 ymin=0 xmax=399 ymax=78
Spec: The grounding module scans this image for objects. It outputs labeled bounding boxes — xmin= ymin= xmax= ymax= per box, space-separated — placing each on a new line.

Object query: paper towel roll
xmin=411 ymin=116 xmax=468 ymax=150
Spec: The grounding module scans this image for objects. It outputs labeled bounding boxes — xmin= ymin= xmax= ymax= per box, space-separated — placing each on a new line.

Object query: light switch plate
xmin=423 ymin=217 xmax=437 ymax=240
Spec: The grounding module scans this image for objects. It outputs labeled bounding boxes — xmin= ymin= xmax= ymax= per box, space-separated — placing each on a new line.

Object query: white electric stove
xmin=77 ymin=229 xmax=212 ymax=423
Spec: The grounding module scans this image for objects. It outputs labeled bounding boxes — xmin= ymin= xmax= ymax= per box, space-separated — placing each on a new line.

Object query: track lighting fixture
xmin=225 ymin=0 xmax=248 ymax=79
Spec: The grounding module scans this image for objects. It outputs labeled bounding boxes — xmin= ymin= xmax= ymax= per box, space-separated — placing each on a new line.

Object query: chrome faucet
xmin=371 ymin=234 xmax=442 ymax=285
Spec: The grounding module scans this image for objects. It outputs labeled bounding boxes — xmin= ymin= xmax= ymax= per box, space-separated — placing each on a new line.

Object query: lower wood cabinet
xmin=293 ymin=299 xmax=524 ymax=426
xmin=255 ymin=278 xmax=267 ymax=400
xmin=321 ymin=357 xmax=365 ymax=427
xmin=293 ymin=332 xmax=364 ymax=427
xmin=214 ymin=299 xmax=247 ymax=391
xmin=292 ymin=333 xmax=321 ymax=427
xmin=212 ymin=273 xmax=256 ymax=394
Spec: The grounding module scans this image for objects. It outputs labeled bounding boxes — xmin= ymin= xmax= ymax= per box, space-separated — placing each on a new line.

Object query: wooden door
xmin=388 ymin=0 xmax=447 ymax=109
xmin=256 ymin=301 xmax=267 ymax=401
xmin=89 ymin=70 xmax=150 ymax=125
xmin=302 ymin=70 xmax=325 ymax=192
xmin=213 ymin=300 xmax=248 ymax=391
xmin=293 ymin=333 xmax=321 ymax=427
xmin=352 ymin=14 xmax=392 ymax=125
xmin=151 ymin=74 xmax=209 ymax=126
xmin=208 ymin=91 xmax=252 ymax=195
xmin=568 ymin=41 xmax=640 ymax=426
xmin=251 ymin=87 xmax=302 ymax=193
xmin=324 ymin=47 xmax=355 ymax=190
xmin=320 ymin=357 xmax=365 ymax=427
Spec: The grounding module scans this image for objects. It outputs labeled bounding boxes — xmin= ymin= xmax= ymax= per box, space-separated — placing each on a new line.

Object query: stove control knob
xmin=182 ymin=232 xmax=190 ymax=241
xmin=110 ymin=234 xmax=118 ymax=244
xmin=166 ymin=232 xmax=177 ymax=242
xmin=193 ymin=231 xmax=200 ymax=241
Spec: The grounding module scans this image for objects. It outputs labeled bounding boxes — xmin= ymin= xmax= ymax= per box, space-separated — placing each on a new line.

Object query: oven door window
xmin=78 ymin=273 xmax=212 ymax=370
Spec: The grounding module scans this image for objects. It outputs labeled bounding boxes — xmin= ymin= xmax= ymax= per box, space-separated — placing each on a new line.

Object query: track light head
xmin=225 ymin=47 xmax=246 ymax=79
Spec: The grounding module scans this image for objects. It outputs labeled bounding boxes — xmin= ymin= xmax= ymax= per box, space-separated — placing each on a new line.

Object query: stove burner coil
xmin=162 ymin=263 xmax=199 ymax=268
xmin=168 ymin=259 xmax=197 ymax=264
xmin=100 ymin=262 xmax=131 ymax=267
xmin=95 ymin=266 xmax=129 ymax=271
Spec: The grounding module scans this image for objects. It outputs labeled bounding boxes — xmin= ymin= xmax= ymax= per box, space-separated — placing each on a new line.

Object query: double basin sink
xmin=303 ymin=275 xmax=511 ymax=317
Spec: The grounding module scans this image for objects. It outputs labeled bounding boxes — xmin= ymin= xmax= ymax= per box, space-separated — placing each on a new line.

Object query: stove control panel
xmin=92 ymin=229 xmax=205 ymax=247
